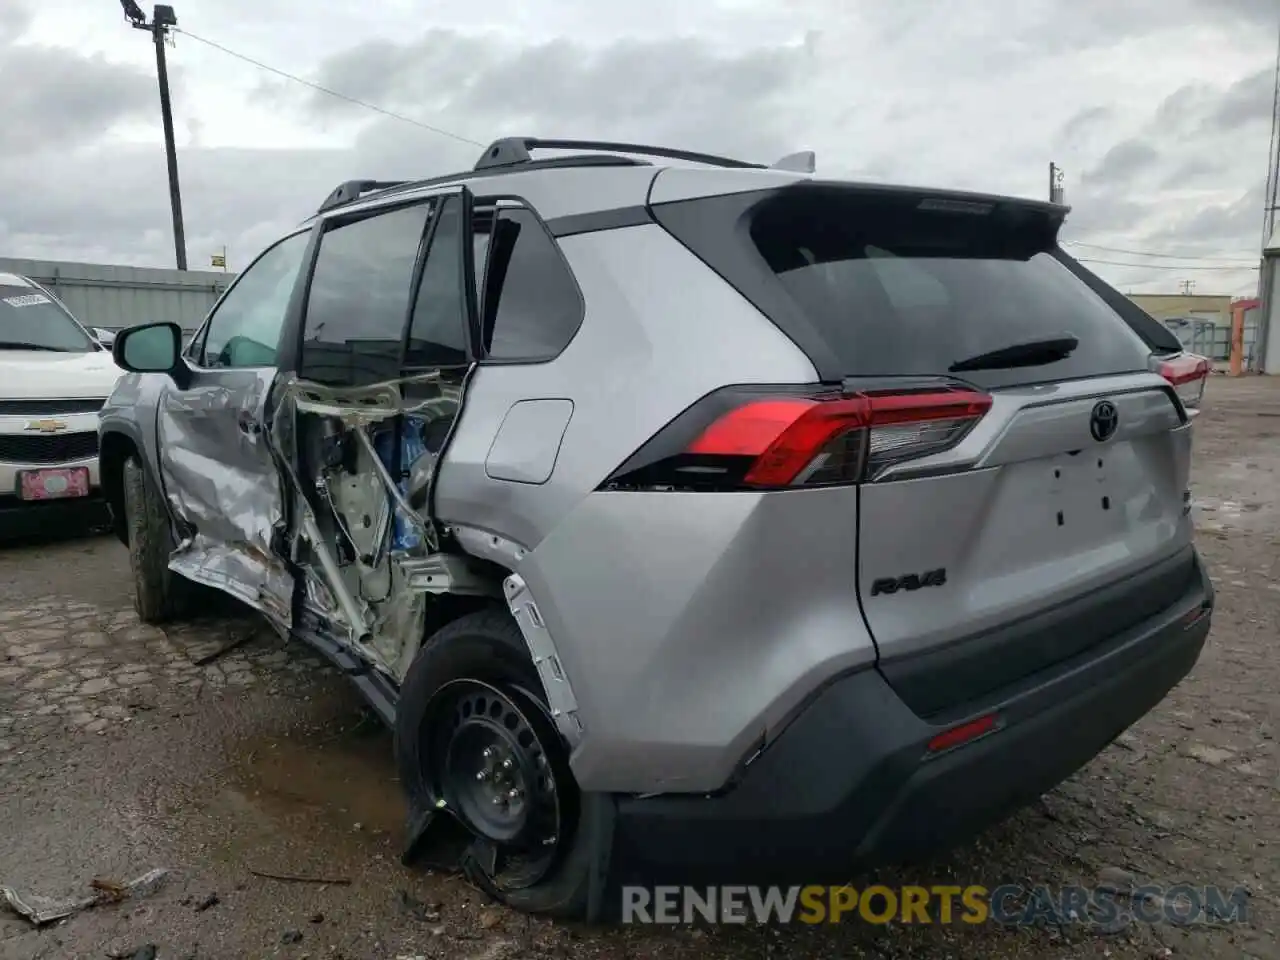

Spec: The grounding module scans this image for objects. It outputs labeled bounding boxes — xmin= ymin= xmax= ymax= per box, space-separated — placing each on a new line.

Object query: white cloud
xmin=1 ymin=0 xmax=1275 ymax=296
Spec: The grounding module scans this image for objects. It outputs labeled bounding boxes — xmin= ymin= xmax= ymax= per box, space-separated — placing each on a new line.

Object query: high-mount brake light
xmin=605 ymin=385 xmax=992 ymax=491
xmin=1153 ymin=353 xmax=1210 ymax=413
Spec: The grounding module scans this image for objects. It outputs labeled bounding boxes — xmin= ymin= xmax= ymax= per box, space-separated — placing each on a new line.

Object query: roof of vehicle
xmin=304 ymin=136 xmax=1069 ymax=228
xmin=0 ymin=272 xmax=35 ymax=287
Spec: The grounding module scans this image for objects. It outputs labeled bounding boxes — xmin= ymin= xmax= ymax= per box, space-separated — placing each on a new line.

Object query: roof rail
xmin=317 ymin=179 xmax=412 ymax=214
xmin=473 ymin=137 xmax=768 ymax=172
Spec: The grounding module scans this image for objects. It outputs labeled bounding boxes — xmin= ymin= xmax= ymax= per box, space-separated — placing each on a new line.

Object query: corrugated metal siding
xmin=0 ymin=257 xmax=236 ymax=334
xmin=1262 ymin=253 xmax=1280 ymax=373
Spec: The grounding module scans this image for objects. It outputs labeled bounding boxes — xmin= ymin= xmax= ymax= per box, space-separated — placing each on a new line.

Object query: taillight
xmin=1153 ymin=353 xmax=1210 ymax=413
xmin=603 ymin=385 xmax=992 ymax=491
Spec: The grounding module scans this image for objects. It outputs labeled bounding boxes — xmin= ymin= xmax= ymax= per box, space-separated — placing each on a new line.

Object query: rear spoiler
xmin=740 ymin=179 xmax=1071 ymax=259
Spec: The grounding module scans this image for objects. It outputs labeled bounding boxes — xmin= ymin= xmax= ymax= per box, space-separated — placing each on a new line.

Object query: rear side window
xmin=300 ymin=202 xmax=432 ymax=386
xmin=657 ymin=185 xmax=1152 ymax=388
xmin=478 ymin=207 xmax=582 ymax=361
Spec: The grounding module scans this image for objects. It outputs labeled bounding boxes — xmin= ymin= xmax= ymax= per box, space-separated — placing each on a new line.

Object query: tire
xmin=394 ymin=607 xmax=597 ymax=919
xmin=121 ymin=455 xmax=187 ymax=623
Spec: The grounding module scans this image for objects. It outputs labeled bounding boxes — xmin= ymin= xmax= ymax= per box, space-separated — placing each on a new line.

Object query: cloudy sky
xmin=1 ymin=0 xmax=1276 ymax=296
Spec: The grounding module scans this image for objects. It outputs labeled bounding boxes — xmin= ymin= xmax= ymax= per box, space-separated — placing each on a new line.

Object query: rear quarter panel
xmin=434 ymin=223 xmax=819 ymax=545
xmin=435 ymin=224 xmax=883 ymax=793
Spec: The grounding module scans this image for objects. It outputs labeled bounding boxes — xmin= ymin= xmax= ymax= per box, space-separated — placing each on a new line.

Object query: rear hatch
xmin=652 ymin=179 xmax=1198 ymax=718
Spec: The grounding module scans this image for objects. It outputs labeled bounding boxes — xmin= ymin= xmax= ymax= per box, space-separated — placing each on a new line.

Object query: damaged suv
xmin=99 ymin=138 xmax=1214 ymax=919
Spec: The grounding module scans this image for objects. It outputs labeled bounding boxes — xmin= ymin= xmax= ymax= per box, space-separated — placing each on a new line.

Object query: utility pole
xmin=1179 ymin=279 xmax=1196 ymax=296
xmin=1263 ymin=18 xmax=1280 ymax=249
xmin=121 ymin=2 xmax=187 ymax=271
xmin=1048 ymin=162 xmax=1065 ymax=204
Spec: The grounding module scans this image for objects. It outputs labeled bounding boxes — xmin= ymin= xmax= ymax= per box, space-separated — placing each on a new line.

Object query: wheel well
xmin=99 ymin=431 xmax=138 ymax=546
xmin=421 ymin=557 xmax=522 ymax=658
xmin=424 ymin=591 xmax=505 ymax=642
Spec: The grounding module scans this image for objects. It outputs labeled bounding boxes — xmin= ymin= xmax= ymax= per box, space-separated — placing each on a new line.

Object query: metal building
xmin=0 ymin=257 xmax=235 ymax=335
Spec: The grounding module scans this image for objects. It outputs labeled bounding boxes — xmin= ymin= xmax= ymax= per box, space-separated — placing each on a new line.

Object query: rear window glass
xmin=660 ymin=185 xmax=1153 ymax=387
xmin=1052 ymin=251 xmax=1183 ymax=354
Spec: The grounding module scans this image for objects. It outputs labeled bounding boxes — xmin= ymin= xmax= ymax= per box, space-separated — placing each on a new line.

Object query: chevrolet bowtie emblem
xmin=24 ymin=418 xmax=68 ymax=434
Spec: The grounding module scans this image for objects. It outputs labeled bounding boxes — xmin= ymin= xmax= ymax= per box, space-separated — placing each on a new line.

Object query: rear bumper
xmin=607 ymin=550 xmax=1213 ymax=885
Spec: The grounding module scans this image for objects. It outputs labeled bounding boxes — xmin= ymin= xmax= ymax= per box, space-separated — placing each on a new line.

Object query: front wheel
xmin=394 ymin=608 xmax=595 ymax=918
xmin=121 ymin=456 xmax=188 ymax=623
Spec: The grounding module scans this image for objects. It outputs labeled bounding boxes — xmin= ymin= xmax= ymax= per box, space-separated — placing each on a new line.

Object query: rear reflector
xmin=1153 ymin=353 xmax=1210 ymax=412
xmin=604 ymin=385 xmax=992 ymax=491
xmin=926 ymin=713 xmax=999 ymax=754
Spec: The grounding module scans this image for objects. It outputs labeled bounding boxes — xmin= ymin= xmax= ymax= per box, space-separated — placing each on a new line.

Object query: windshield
xmin=0 ymin=281 xmax=98 ymax=352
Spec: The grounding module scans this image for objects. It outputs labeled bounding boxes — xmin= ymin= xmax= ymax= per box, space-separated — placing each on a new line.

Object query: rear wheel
xmin=394 ymin=608 xmax=593 ymax=918
xmin=121 ymin=456 xmax=188 ymax=623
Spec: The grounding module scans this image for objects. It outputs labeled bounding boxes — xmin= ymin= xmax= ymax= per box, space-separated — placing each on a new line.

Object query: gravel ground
xmin=0 ymin=376 xmax=1278 ymax=960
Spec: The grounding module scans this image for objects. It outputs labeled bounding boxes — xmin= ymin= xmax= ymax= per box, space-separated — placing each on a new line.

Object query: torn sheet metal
xmin=156 ymin=369 xmax=292 ymax=625
xmin=2 ymin=868 xmax=168 ymax=926
xmin=168 ymin=536 xmax=294 ymax=629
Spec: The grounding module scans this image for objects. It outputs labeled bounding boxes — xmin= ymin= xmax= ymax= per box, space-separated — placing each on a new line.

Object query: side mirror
xmin=113 ymin=321 xmax=190 ymax=388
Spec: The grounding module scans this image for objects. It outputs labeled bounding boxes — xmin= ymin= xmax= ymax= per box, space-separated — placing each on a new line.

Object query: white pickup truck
xmin=0 ymin=272 xmax=122 ymax=536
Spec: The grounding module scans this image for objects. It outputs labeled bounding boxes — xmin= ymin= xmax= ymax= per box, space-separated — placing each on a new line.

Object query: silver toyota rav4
xmin=99 ymin=138 xmax=1214 ymax=919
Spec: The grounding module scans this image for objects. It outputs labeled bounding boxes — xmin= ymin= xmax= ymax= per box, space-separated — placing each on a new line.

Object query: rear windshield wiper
xmin=948 ymin=335 xmax=1079 ymax=373
xmin=0 ymin=341 xmax=68 ymax=352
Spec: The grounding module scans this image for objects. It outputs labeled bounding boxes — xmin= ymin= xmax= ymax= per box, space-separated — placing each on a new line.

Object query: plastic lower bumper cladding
xmin=602 ymin=557 xmax=1212 ymax=891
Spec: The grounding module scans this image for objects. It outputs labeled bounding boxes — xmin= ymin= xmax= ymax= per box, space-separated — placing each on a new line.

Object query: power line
xmin=1064 ymin=241 xmax=1256 ymax=264
xmin=173 ymin=27 xmax=484 ymax=148
xmin=1119 ymin=274 xmax=1255 ymax=295
xmin=1075 ymin=257 xmax=1258 ymax=272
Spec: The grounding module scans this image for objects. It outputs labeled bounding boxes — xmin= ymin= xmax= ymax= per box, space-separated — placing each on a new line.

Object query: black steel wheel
xmin=394 ymin=608 xmax=598 ymax=918
xmin=424 ymin=678 xmax=577 ymax=890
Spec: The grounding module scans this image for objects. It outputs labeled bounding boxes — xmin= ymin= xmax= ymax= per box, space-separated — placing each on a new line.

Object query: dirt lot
xmin=1 ymin=376 xmax=1278 ymax=960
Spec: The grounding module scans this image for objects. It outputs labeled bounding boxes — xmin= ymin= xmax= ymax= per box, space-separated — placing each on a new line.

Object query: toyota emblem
xmin=1089 ymin=400 xmax=1119 ymax=442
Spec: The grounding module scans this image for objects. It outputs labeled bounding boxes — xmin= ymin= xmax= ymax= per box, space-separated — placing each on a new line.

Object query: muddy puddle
xmin=1193 ymin=459 xmax=1280 ymax=538
xmin=182 ymin=710 xmax=416 ymax=884
xmin=228 ymin=721 xmax=404 ymax=837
